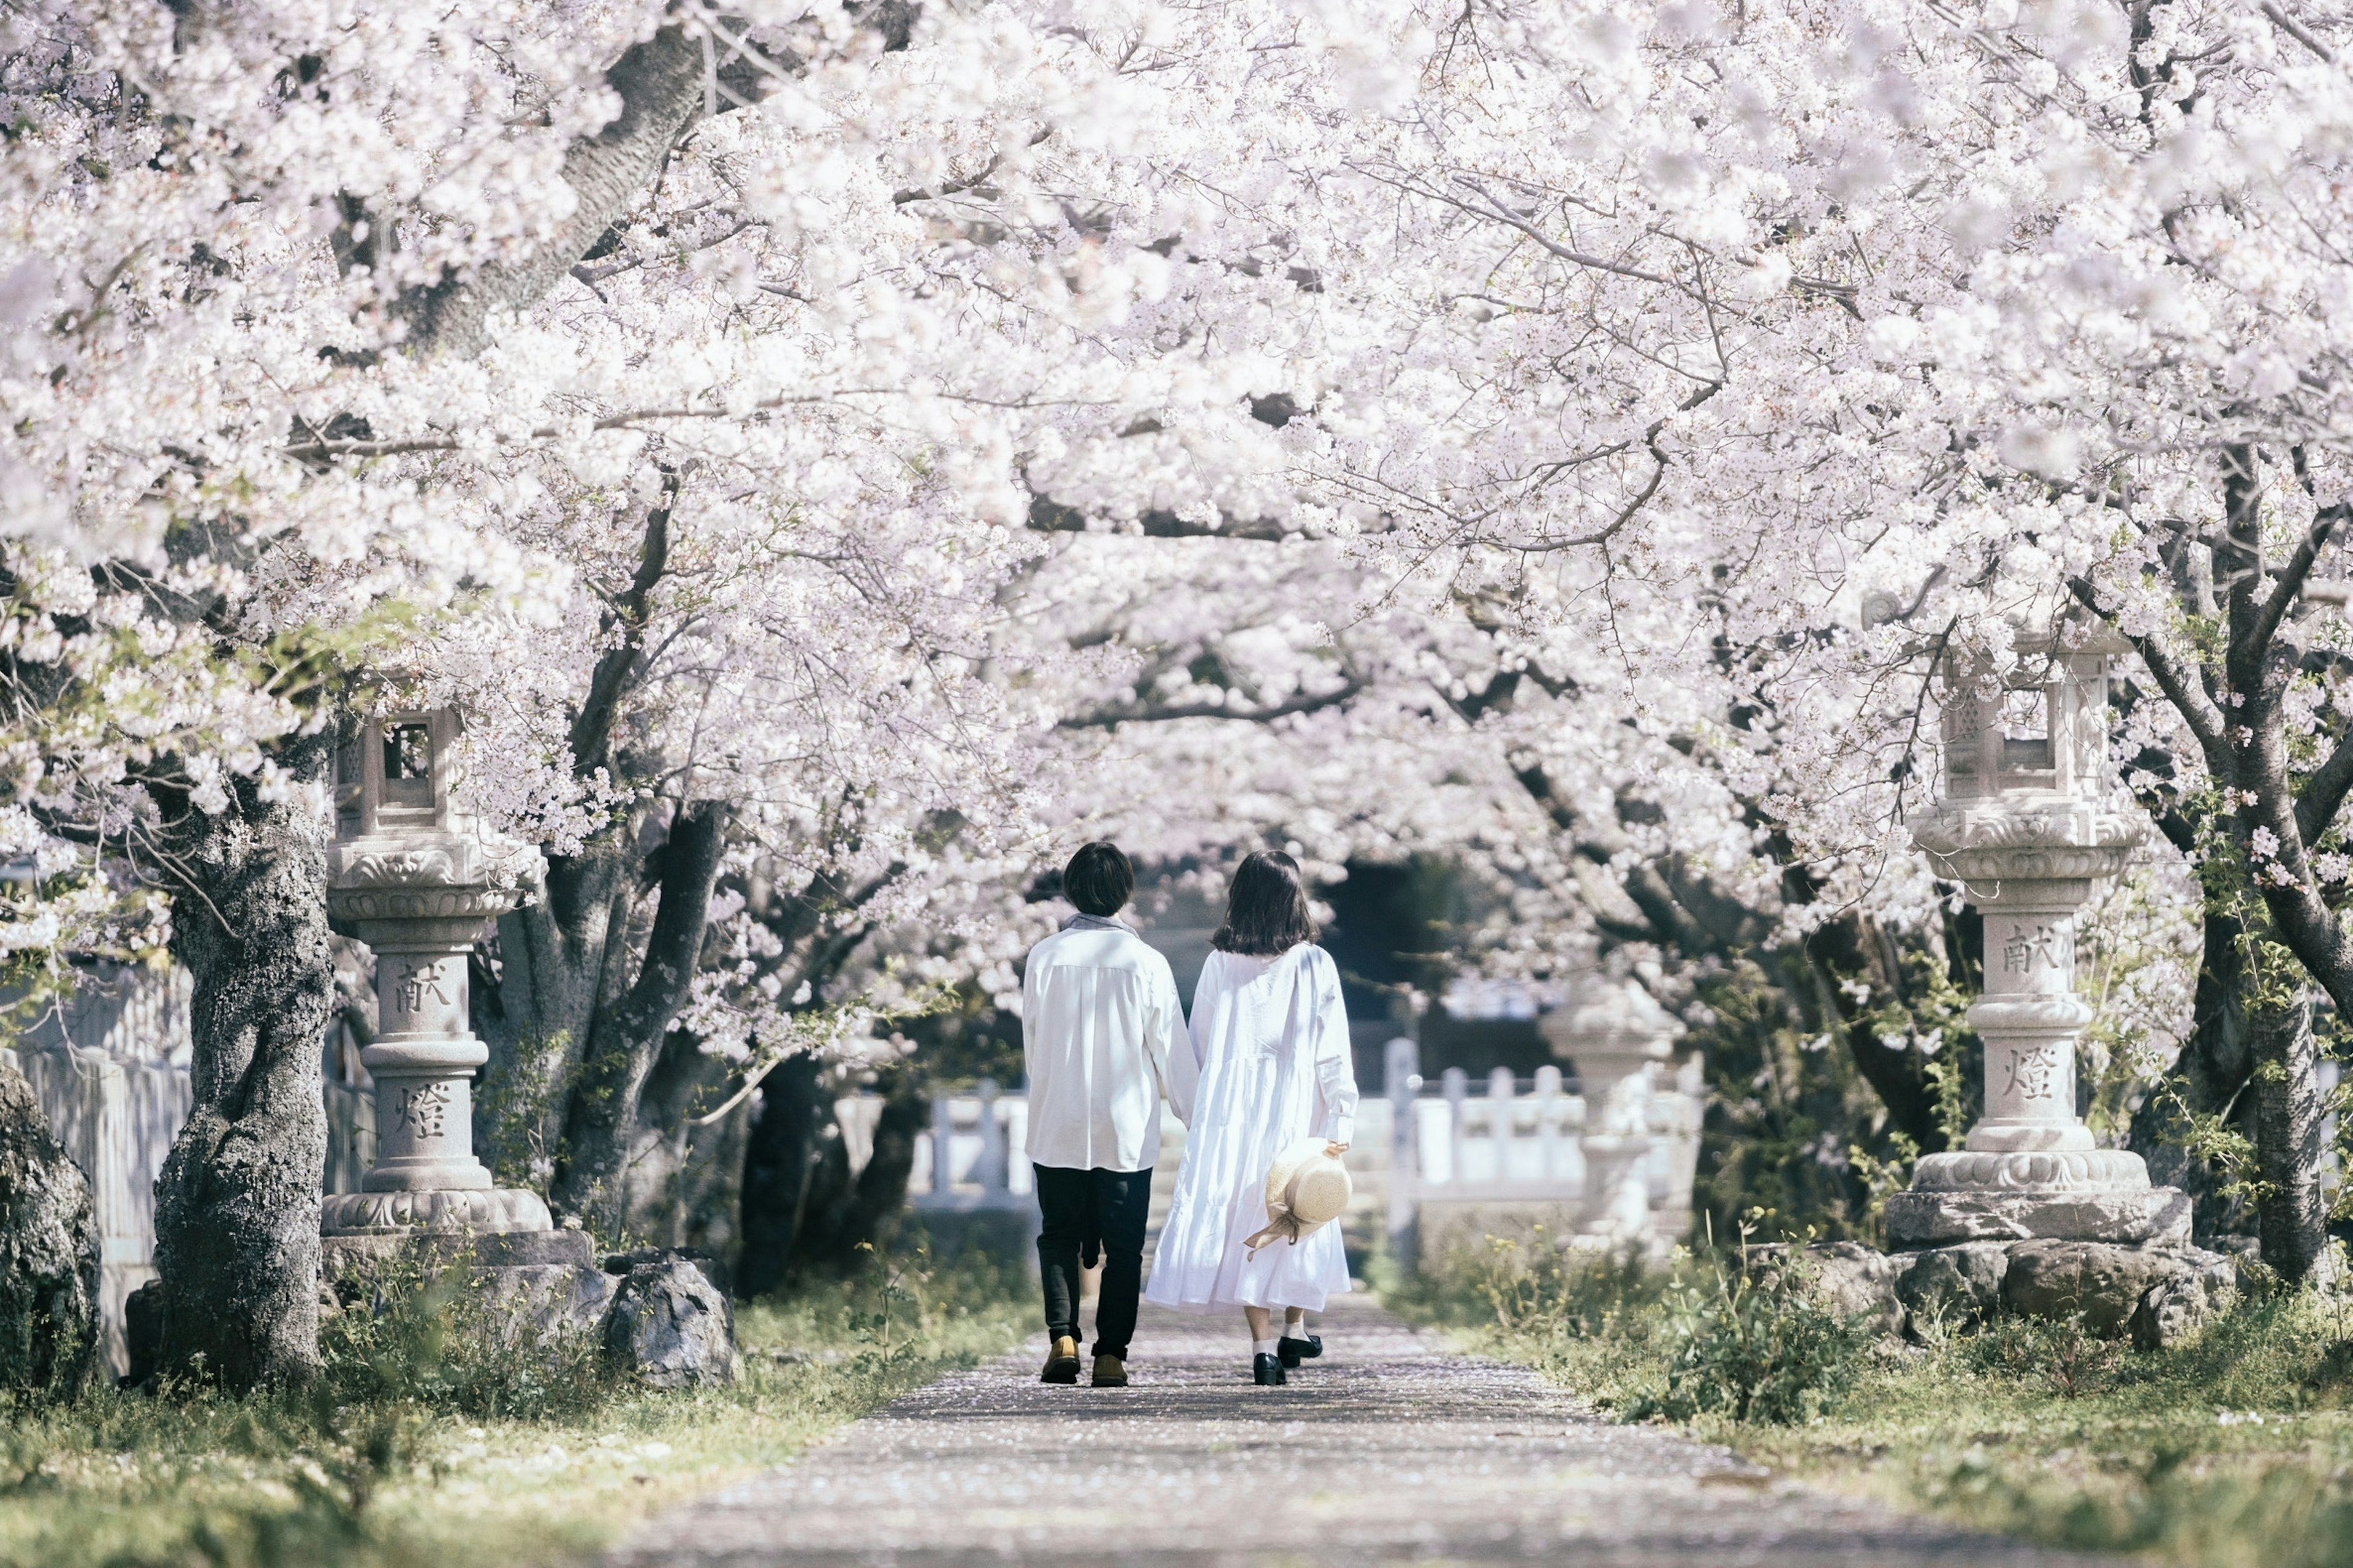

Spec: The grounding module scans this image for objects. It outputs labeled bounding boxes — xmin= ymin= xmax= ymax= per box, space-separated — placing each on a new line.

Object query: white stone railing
xmin=905 ymin=1079 xmax=1034 ymax=1211
xmin=873 ymin=1032 xmax=1704 ymax=1262
xmin=1382 ymin=1039 xmax=1702 ymax=1262
xmin=2 ymin=964 xmax=194 ymax=1377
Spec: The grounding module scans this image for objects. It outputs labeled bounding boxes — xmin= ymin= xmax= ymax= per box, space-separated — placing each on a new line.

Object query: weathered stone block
xmin=1885 ymin=1185 xmax=2189 ymax=1248
xmin=1893 ymin=1241 xmax=2010 ymax=1327
xmin=2129 ymin=1248 xmax=2239 ymax=1352
xmin=1745 ymin=1241 xmax=1903 ymax=1336
xmin=604 ymin=1257 xmax=737 ymax=1388
xmin=482 ymin=1263 xmax=617 ymax=1347
xmin=2001 ymin=1240 xmax=2189 ymax=1335
xmin=321 ymin=1226 xmax=596 ymax=1279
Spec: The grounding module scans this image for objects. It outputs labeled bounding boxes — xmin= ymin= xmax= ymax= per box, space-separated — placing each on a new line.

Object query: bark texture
xmin=398 ymin=26 xmax=708 ymax=358
xmin=546 ymin=801 xmax=729 ymax=1229
xmin=736 ymin=1059 xmax=922 ymax=1297
xmin=735 ymin=1054 xmax=825 ymax=1300
xmin=0 ymin=1058 xmax=100 ymax=1396
xmin=2126 ymin=908 xmax=2255 ymax=1242
xmin=2248 ymin=987 xmax=2330 ymax=1279
xmin=153 ymin=771 xmax=335 ymax=1390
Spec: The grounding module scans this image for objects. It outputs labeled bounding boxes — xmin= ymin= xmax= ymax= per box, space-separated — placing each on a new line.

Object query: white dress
xmin=1146 ymin=944 xmax=1360 ymax=1314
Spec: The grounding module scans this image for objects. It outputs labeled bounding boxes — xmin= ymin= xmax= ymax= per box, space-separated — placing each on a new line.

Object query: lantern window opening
xmin=1997 ymin=683 xmax=2055 ymax=776
xmin=385 ymin=724 xmax=432 ymax=781
xmin=379 ymin=721 xmax=435 ymax=817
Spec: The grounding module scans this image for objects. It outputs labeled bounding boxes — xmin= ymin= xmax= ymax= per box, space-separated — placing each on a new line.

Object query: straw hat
xmin=1243 ymin=1136 xmax=1354 ymax=1257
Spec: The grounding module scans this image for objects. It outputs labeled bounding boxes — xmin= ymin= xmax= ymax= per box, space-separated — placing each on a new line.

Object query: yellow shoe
xmin=1091 ymin=1353 xmax=1128 ymax=1387
xmin=1040 ymin=1335 xmax=1081 ymax=1384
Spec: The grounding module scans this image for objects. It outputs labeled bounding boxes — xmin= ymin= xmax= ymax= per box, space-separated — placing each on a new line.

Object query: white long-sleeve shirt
xmin=1020 ymin=916 xmax=1185 ymax=1172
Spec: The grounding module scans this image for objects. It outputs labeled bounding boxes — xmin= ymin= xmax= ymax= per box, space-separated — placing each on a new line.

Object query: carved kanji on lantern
xmin=1885 ymin=632 xmax=2188 ymax=1247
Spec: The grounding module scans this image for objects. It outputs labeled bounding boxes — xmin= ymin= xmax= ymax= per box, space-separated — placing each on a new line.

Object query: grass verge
xmin=1393 ymin=1236 xmax=2353 ymax=1568
xmin=0 ymin=1248 xmax=1030 ymax=1568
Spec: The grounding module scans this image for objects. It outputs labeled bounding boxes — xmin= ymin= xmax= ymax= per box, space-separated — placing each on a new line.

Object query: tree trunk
xmin=816 ymin=1085 xmax=924 ymax=1271
xmin=2128 ymin=907 xmax=2256 ymax=1241
xmin=152 ymin=771 xmax=335 ymax=1392
xmin=2248 ymin=983 xmax=2329 ymax=1280
xmin=1805 ymin=914 xmax=1948 ymax=1152
xmin=736 ymin=1053 xmax=825 ymax=1300
xmin=739 ymin=1069 xmax=925 ymax=1285
xmin=473 ymin=835 xmax=634 ymax=1186
xmin=548 ymin=801 xmax=728 ymax=1233
xmin=0 ymin=1058 xmax=100 ymax=1397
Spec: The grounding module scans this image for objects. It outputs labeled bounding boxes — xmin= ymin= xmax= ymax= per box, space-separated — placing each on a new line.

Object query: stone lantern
xmin=320 ymin=710 xmax=582 ymax=1263
xmin=1542 ymin=975 xmax=1688 ymax=1247
xmin=1884 ymin=635 xmax=2186 ymax=1246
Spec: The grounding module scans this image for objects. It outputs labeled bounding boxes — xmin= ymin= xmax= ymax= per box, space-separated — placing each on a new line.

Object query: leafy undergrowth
xmin=0 ymin=1248 xmax=1030 ymax=1568
xmin=1395 ymin=1235 xmax=2353 ymax=1568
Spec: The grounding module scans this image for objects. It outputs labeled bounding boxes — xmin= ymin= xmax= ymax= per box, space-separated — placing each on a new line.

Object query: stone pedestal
xmin=320 ymin=710 xmax=555 ymax=1247
xmin=1885 ymin=642 xmax=2184 ymax=1246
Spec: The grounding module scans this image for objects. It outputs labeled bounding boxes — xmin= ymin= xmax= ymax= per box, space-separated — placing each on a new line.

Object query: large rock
xmin=1885 ymin=1186 xmax=2191 ymax=1248
xmin=2002 ymin=1240 xmax=2190 ymax=1335
xmin=1894 ymin=1242 xmax=2010 ymax=1328
xmin=2129 ymin=1248 xmax=2240 ymax=1352
xmin=0 ymin=1059 xmax=100 ymax=1395
xmin=603 ymin=1257 xmax=737 ymax=1388
xmin=1746 ymin=1241 xmax=1903 ymax=1336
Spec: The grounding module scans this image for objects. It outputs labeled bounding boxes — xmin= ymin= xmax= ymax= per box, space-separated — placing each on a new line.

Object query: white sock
xmin=1283 ymin=1319 xmax=1305 ymax=1338
xmin=1252 ymin=1338 xmax=1279 ymax=1358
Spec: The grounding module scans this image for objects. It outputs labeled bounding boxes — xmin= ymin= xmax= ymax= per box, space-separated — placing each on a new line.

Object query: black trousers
xmin=1035 ymin=1164 xmax=1153 ymax=1359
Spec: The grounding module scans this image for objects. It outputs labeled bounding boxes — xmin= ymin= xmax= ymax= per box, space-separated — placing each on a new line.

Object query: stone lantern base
xmin=1887 ymin=1128 xmax=2187 ymax=1248
xmin=1885 ymin=1170 xmax=2190 ymax=1249
xmin=320 ymin=1225 xmax=597 ymax=1276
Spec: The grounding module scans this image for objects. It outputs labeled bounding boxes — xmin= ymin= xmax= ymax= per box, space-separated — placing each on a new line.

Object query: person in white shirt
xmin=1021 ymin=841 xmax=1183 ymax=1388
xmin=1146 ymin=850 xmax=1358 ymax=1387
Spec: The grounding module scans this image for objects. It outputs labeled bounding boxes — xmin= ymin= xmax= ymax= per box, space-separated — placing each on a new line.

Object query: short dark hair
xmin=1211 ymin=850 xmax=1317 ymax=956
xmin=1063 ymin=841 xmax=1134 ymax=917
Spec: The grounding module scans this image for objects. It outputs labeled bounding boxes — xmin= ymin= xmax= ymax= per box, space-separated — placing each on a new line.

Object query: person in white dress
xmin=1147 ymin=850 xmax=1358 ymax=1386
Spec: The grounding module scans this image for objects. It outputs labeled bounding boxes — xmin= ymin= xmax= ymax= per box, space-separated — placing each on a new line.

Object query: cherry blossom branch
xmin=1057 ymin=675 xmax=1365 ymax=729
xmin=1442 ymin=175 xmax=1681 ymax=289
xmin=1025 ymin=495 xmax=1298 ymax=542
xmin=2261 ymin=3 xmax=2337 ymax=62
xmin=1506 ymin=424 xmax=1683 ymax=553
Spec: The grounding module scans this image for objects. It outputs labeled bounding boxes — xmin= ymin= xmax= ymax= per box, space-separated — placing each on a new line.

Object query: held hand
xmin=1325 ymin=1141 xmax=1349 ymax=1157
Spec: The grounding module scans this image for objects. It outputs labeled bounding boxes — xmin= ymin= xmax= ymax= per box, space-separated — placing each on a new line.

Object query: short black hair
xmin=1063 ymin=841 xmax=1134 ymax=917
xmin=1211 ymin=850 xmax=1317 ymax=956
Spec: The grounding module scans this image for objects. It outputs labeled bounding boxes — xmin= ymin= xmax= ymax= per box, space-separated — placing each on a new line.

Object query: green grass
xmin=1396 ymin=1237 xmax=2353 ymax=1568
xmin=0 ymin=1249 xmax=1031 ymax=1568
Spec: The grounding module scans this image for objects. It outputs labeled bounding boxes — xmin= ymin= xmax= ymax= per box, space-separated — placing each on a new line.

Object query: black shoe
xmin=1252 ymin=1352 xmax=1287 ymax=1387
xmin=1277 ymin=1334 xmax=1322 ymax=1368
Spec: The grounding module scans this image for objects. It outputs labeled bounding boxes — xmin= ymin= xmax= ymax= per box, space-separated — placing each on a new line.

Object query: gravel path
xmin=607 ymin=1297 xmax=2115 ymax=1567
